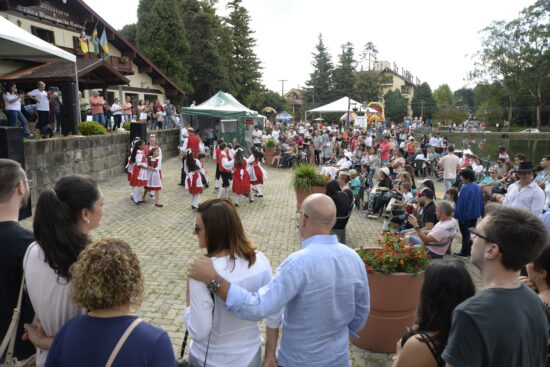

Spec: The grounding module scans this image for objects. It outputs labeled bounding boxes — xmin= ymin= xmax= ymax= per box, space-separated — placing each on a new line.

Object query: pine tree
xmin=136 ymin=0 xmax=192 ymax=94
xmin=384 ymin=89 xmax=408 ymax=123
xmin=332 ymin=42 xmax=356 ymax=99
xmin=120 ymin=24 xmax=137 ymax=46
xmin=225 ymin=0 xmax=263 ymax=107
xmin=411 ymin=82 xmax=436 ymax=119
xmin=304 ymin=34 xmax=334 ymax=107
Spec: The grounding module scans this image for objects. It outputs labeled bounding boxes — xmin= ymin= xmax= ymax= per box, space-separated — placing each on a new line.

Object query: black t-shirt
xmin=331 ymin=192 xmax=352 ymax=230
xmin=421 ymin=201 xmax=438 ymax=227
xmin=443 ymin=284 xmax=549 ymax=367
xmin=0 ymin=221 xmax=35 ymax=360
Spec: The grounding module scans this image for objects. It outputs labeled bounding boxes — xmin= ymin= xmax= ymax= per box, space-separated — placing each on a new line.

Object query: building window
xmin=380 ymin=75 xmax=393 ymax=84
xmin=144 ymin=94 xmax=158 ymax=103
xmin=31 ymin=26 xmax=55 ymax=44
xmin=401 ymin=86 xmax=408 ymax=94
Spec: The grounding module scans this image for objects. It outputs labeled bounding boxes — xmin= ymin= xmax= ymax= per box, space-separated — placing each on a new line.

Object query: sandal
xmin=155 ymin=204 xmax=164 ymax=207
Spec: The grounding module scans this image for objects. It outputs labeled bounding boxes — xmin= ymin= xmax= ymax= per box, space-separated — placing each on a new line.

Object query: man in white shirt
xmin=364 ymin=135 xmax=373 ymax=148
xmin=26 ymin=81 xmax=50 ymax=130
xmin=503 ymin=162 xmax=545 ymax=214
xmin=252 ymin=126 xmax=263 ymax=148
xmin=438 ymin=146 xmax=460 ymax=192
xmin=271 ymin=125 xmax=280 ymax=143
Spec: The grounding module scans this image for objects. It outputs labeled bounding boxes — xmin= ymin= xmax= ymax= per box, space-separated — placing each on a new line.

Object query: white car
xmin=519 ymin=128 xmax=540 ymax=133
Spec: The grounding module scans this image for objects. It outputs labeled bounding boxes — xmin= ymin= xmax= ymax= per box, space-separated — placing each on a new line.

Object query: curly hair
xmin=70 ymin=238 xmax=143 ymax=311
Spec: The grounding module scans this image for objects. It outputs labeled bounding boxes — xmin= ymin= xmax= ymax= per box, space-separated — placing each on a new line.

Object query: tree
xmin=225 ymin=0 xmax=263 ymax=107
xmin=353 ymin=72 xmax=382 ymax=104
xmin=432 ymin=84 xmax=454 ymax=108
xmin=384 ymin=89 xmax=408 ymax=123
xmin=360 ymin=41 xmax=378 ymax=71
xmin=136 ymin=0 xmax=192 ymax=93
xmin=453 ymin=87 xmax=474 ymax=112
xmin=257 ymin=89 xmax=289 ymax=113
xmin=411 ymin=82 xmax=436 ymax=119
xmin=332 ymin=42 xmax=356 ymax=99
xmin=303 ymin=34 xmax=334 ymax=107
xmin=119 ymin=23 xmax=137 ymax=46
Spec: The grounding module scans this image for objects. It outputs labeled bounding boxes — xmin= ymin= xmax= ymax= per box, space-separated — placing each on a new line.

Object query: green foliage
xmin=411 ymin=82 xmax=436 ymax=119
xmin=303 ymin=34 xmax=334 ymax=107
xmin=453 ymin=87 xmax=474 ymax=111
xmin=122 ymin=122 xmax=131 ymax=131
xmin=292 ymin=164 xmax=325 ymax=191
xmin=475 ymin=100 xmax=505 ymax=125
xmin=433 ymin=84 xmax=454 ymax=107
xmin=360 ymin=42 xmax=378 ymax=71
xmin=77 ymin=121 xmax=107 ymax=136
xmin=353 ymin=72 xmax=381 ymax=104
xmin=433 ymin=107 xmax=467 ymax=125
xmin=332 ymin=42 xmax=356 ymax=98
xmin=264 ymin=138 xmax=277 ymax=148
xmin=119 ymin=23 xmax=137 ymax=46
xmin=384 ymin=89 xmax=408 ymax=123
xmin=254 ymin=89 xmax=288 ymax=113
xmin=136 ymin=0 xmax=192 ymax=93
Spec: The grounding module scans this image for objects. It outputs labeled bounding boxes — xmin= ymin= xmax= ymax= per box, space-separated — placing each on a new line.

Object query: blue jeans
xmin=55 ymin=109 xmax=62 ymax=132
xmin=407 ymin=236 xmax=443 ymax=259
xmin=189 ymin=346 xmax=261 ymax=367
xmin=444 ymin=178 xmax=456 ymax=193
xmin=92 ymin=113 xmax=105 ymax=125
xmin=381 ymin=159 xmax=388 ymax=166
xmin=4 ymin=110 xmax=31 ymax=136
xmin=367 ymin=169 xmax=376 ymax=188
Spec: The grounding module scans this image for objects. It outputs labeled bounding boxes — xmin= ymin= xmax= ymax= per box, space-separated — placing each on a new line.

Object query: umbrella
xmin=313 ymin=117 xmax=325 ymax=121
xmin=339 ymin=112 xmax=357 ymax=121
xmin=262 ymin=107 xmax=277 ymax=114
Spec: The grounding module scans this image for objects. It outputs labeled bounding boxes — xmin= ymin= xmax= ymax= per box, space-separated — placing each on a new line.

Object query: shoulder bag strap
xmin=105 ymin=317 xmax=143 ymax=367
xmin=0 ymin=274 xmax=25 ymax=362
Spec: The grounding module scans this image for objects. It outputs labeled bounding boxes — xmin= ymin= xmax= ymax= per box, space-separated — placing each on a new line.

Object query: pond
xmin=446 ymin=135 xmax=550 ymax=164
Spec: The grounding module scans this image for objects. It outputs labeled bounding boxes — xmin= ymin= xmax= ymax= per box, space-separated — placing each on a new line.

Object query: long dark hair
xmin=186 ymin=151 xmax=199 ymax=172
xmin=130 ymin=140 xmax=144 ymax=163
xmin=325 ymin=180 xmax=342 ymax=197
xmin=235 ymin=149 xmax=244 ymax=166
xmin=33 ymin=175 xmax=100 ymax=280
xmin=413 ymin=260 xmax=475 ymax=356
xmin=198 ymin=199 xmax=256 ymax=267
xmin=251 ymin=147 xmax=263 ymax=160
xmin=421 ymin=179 xmax=436 ymax=198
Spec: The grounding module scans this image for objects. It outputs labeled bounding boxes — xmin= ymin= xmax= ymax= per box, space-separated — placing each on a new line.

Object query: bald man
xmin=188 ymin=194 xmax=370 ymax=367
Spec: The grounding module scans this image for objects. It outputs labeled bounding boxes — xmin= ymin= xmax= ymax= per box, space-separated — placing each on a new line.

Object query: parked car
xmin=519 ymin=128 xmax=540 ymax=133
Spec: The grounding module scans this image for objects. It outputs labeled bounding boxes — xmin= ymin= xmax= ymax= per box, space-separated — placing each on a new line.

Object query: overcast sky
xmin=85 ymin=0 xmax=533 ymax=96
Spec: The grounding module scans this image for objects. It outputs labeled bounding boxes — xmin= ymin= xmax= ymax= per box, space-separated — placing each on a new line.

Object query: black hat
xmin=418 ymin=188 xmax=434 ymax=200
xmin=515 ymin=162 xmax=535 ymax=173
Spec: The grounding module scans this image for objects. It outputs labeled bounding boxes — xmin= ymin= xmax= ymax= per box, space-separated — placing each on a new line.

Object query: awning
xmin=0 ymin=59 xmax=130 ymax=89
xmin=0 ymin=16 xmax=76 ymax=62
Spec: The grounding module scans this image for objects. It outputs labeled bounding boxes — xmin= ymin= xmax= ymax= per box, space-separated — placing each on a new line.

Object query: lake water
xmin=446 ymin=135 xmax=550 ymax=164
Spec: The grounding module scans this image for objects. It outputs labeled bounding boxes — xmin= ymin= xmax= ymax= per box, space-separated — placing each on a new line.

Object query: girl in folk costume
xmin=227 ymin=148 xmax=253 ymax=207
xmin=214 ymin=139 xmax=225 ymax=190
xmin=185 ymin=151 xmax=204 ymax=210
xmin=218 ymin=143 xmax=233 ymax=200
xmin=247 ymin=147 xmax=267 ymax=198
xmin=197 ymin=152 xmax=209 ymax=188
xmin=126 ymin=137 xmax=141 ymax=187
xmin=143 ymin=147 xmax=164 ymax=207
xmin=144 ymin=134 xmax=161 ymax=197
xmin=129 ymin=140 xmax=149 ymax=204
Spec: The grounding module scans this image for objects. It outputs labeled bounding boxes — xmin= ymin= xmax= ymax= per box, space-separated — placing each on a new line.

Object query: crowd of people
xmin=1 ymin=115 xmax=550 ymax=367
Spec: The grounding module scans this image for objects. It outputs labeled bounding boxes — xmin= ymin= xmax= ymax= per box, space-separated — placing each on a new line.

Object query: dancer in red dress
xmin=247 ymin=147 xmax=266 ymax=198
xmin=228 ymin=148 xmax=252 ymax=207
xmin=185 ymin=151 xmax=203 ymax=210
xmin=129 ymin=140 xmax=148 ymax=204
xmin=143 ymin=147 xmax=163 ymax=207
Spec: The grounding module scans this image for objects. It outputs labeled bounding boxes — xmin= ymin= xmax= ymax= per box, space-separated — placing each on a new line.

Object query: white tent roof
xmin=0 ymin=16 xmax=76 ymax=62
xmin=307 ymin=97 xmax=365 ymax=113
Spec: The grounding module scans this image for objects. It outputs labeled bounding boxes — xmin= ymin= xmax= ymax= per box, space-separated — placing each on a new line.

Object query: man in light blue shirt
xmin=189 ymin=194 xmax=370 ymax=367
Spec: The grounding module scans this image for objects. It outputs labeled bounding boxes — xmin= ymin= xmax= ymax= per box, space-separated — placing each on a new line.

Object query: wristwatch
xmin=415 ymin=226 xmax=421 ymax=231
xmin=207 ymin=277 xmax=223 ymax=293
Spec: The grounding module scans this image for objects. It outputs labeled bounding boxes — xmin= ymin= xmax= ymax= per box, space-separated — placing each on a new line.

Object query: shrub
xmin=292 ymin=164 xmax=326 ymax=191
xmin=77 ymin=121 xmax=107 ymax=136
xmin=264 ymin=138 xmax=277 ymax=149
xmin=122 ymin=122 xmax=131 ymax=131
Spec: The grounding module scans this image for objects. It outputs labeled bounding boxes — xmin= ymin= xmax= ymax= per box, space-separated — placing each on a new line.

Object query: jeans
xmin=367 ymin=169 xmax=376 ymax=188
xmin=458 ymin=219 xmax=478 ymax=256
xmin=92 ymin=113 xmax=105 ymax=125
xmin=4 ymin=110 xmax=31 ymax=135
xmin=55 ymin=109 xmax=62 ymax=132
xmin=124 ymin=114 xmax=132 ymax=122
xmin=444 ymin=178 xmax=456 ymax=192
xmin=189 ymin=346 xmax=261 ymax=367
xmin=164 ymin=115 xmax=175 ymax=128
xmin=381 ymin=159 xmax=388 ymax=166
xmin=407 ymin=236 xmax=444 ymax=259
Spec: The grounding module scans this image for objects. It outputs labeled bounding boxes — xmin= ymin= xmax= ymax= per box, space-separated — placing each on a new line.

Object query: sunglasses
xmin=193 ymin=224 xmax=201 ymax=234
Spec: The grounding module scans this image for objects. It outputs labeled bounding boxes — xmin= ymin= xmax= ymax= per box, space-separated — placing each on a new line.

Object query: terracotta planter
xmin=352 ymin=270 xmax=424 ymax=353
xmin=263 ymin=147 xmax=275 ymax=165
xmin=295 ymin=186 xmax=326 ymax=210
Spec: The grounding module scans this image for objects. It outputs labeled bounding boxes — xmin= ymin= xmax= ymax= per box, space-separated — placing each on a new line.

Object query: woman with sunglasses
xmin=184 ymin=199 xmax=281 ymax=367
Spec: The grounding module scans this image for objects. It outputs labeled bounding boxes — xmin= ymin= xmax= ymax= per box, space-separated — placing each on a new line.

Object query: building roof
xmin=371 ymin=67 xmax=417 ymax=87
xmin=0 ymin=58 xmax=130 ymax=89
xmin=0 ymin=0 xmax=184 ymax=95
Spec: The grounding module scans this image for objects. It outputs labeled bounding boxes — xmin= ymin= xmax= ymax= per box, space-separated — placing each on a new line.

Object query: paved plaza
xmin=20 ymin=156 xmax=481 ymax=367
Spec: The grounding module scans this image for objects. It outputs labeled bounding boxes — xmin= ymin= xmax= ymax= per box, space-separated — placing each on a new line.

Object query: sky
xmin=85 ymin=0 xmax=533 ymax=96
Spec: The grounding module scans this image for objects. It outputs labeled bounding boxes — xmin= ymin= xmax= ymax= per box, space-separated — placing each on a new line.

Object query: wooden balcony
xmin=107 ymin=56 xmax=134 ymax=75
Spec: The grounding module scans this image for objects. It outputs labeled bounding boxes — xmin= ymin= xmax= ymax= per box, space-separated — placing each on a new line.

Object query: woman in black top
xmin=325 ymin=180 xmax=351 ymax=230
xmin=392 ymin=260 xmax=475 ymax=367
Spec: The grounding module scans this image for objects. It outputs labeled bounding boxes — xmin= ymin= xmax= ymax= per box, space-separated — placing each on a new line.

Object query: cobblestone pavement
xmin=20 ymin=156 xmax=481 ymax=367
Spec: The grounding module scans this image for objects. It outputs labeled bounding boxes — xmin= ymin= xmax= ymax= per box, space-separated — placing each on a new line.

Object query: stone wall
xmin=24 ymin=128 xmax=180 ymax=204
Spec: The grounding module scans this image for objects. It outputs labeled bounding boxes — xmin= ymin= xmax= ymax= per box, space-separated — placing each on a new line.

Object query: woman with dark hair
xmin=129 ymin=140 xmax=148 ymax=204
xmin=42 ymin=238 xmax=176 ymax=367
xmin=3 ymin=82 xmax=32 ymax=137
xmin=224 ymin=148 xmax=252 ymax=207
xmin=185 ymin=199 xmax=281 ymax=367
xmin=392 ymin=260 xmax=475 ymax=367
xmin=364 ymin=167 xmax=393 ymax=217
xmin=326 ymin=180 xmax=352 ymax=231
xmin=22 ymin=175 xmax=104 ymax=367
xmin=420 ymin=179 xmax=436 ymax=199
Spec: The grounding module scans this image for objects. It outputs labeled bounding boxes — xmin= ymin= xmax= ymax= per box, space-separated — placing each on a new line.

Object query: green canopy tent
xmin=181 ymin=91 xmax=264 ymax=146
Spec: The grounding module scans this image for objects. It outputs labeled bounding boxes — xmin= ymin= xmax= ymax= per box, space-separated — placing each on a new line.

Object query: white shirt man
xmin=364 ymin=135 xmax=373 ymax=148
xmin=252 ymin=128 xmax=263 ymax=145
xmin=271 ymin=127 xmax=280 ymax=143
xmin=27 ymin=86 xmax=49 ymax=112
xmin=503 ymin=166 xmax=545 ymax=215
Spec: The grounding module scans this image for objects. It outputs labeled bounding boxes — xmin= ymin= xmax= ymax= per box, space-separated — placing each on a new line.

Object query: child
xmin=143 ymin=147 xmax=163 ymax=207
xmin=349 ymin=169 xmax=362 ymax=210
xmin=197 ymin=152 xmax=209 ymax=188
xmin=218 ymin=143 xmax=233 ymax=200
xmin=247 ymin=147 xmax=266 ymax=198
xmin=225 ymin=147 xmax=252 ymax=207
xmin=129 ymin=140 xmax=148 ymax=204
xmin=445 ymin=187 xmax=458 ymax=209
xmin=185 ymin=151 xmax=203 ymax=210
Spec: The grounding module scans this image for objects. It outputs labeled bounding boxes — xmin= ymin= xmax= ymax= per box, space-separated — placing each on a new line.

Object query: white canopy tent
xmin=306 ymin=97 xmax=377 ymax=122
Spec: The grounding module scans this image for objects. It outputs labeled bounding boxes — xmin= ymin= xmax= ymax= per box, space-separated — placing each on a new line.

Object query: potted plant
xmin=120 ymin=56 xmax=129 ymax=63
xmin=263 ymin=138 xmax=277 ymax=165
xmin=293 ymin=164 xmax=327 ymax=210
xmin=352 ymin=233 xmax=429 ymax=353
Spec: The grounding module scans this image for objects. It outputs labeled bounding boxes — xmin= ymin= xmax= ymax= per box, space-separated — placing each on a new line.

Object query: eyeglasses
xmin=193 ymin=224 xmax=201 ymax=234
xmin=468 ymin=227 xmax=496 ymax=243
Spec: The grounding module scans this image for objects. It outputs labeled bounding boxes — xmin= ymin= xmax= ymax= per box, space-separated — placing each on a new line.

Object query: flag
xmin=89 ymin=22 xmax=99 ymax=54
xmin=79 ymin=30 xmax=88 ymax=53
xmin=99 ymin=27 xmax=109 ymax=56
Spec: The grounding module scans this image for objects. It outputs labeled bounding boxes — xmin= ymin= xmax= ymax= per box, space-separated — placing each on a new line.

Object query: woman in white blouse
xmin=185 ymin=199 xmax=281 ymax=367
xmin=3 ymin=83 xmax=31 ymax=137
xmin=22 ymin=175 xmax=104 ymax=367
